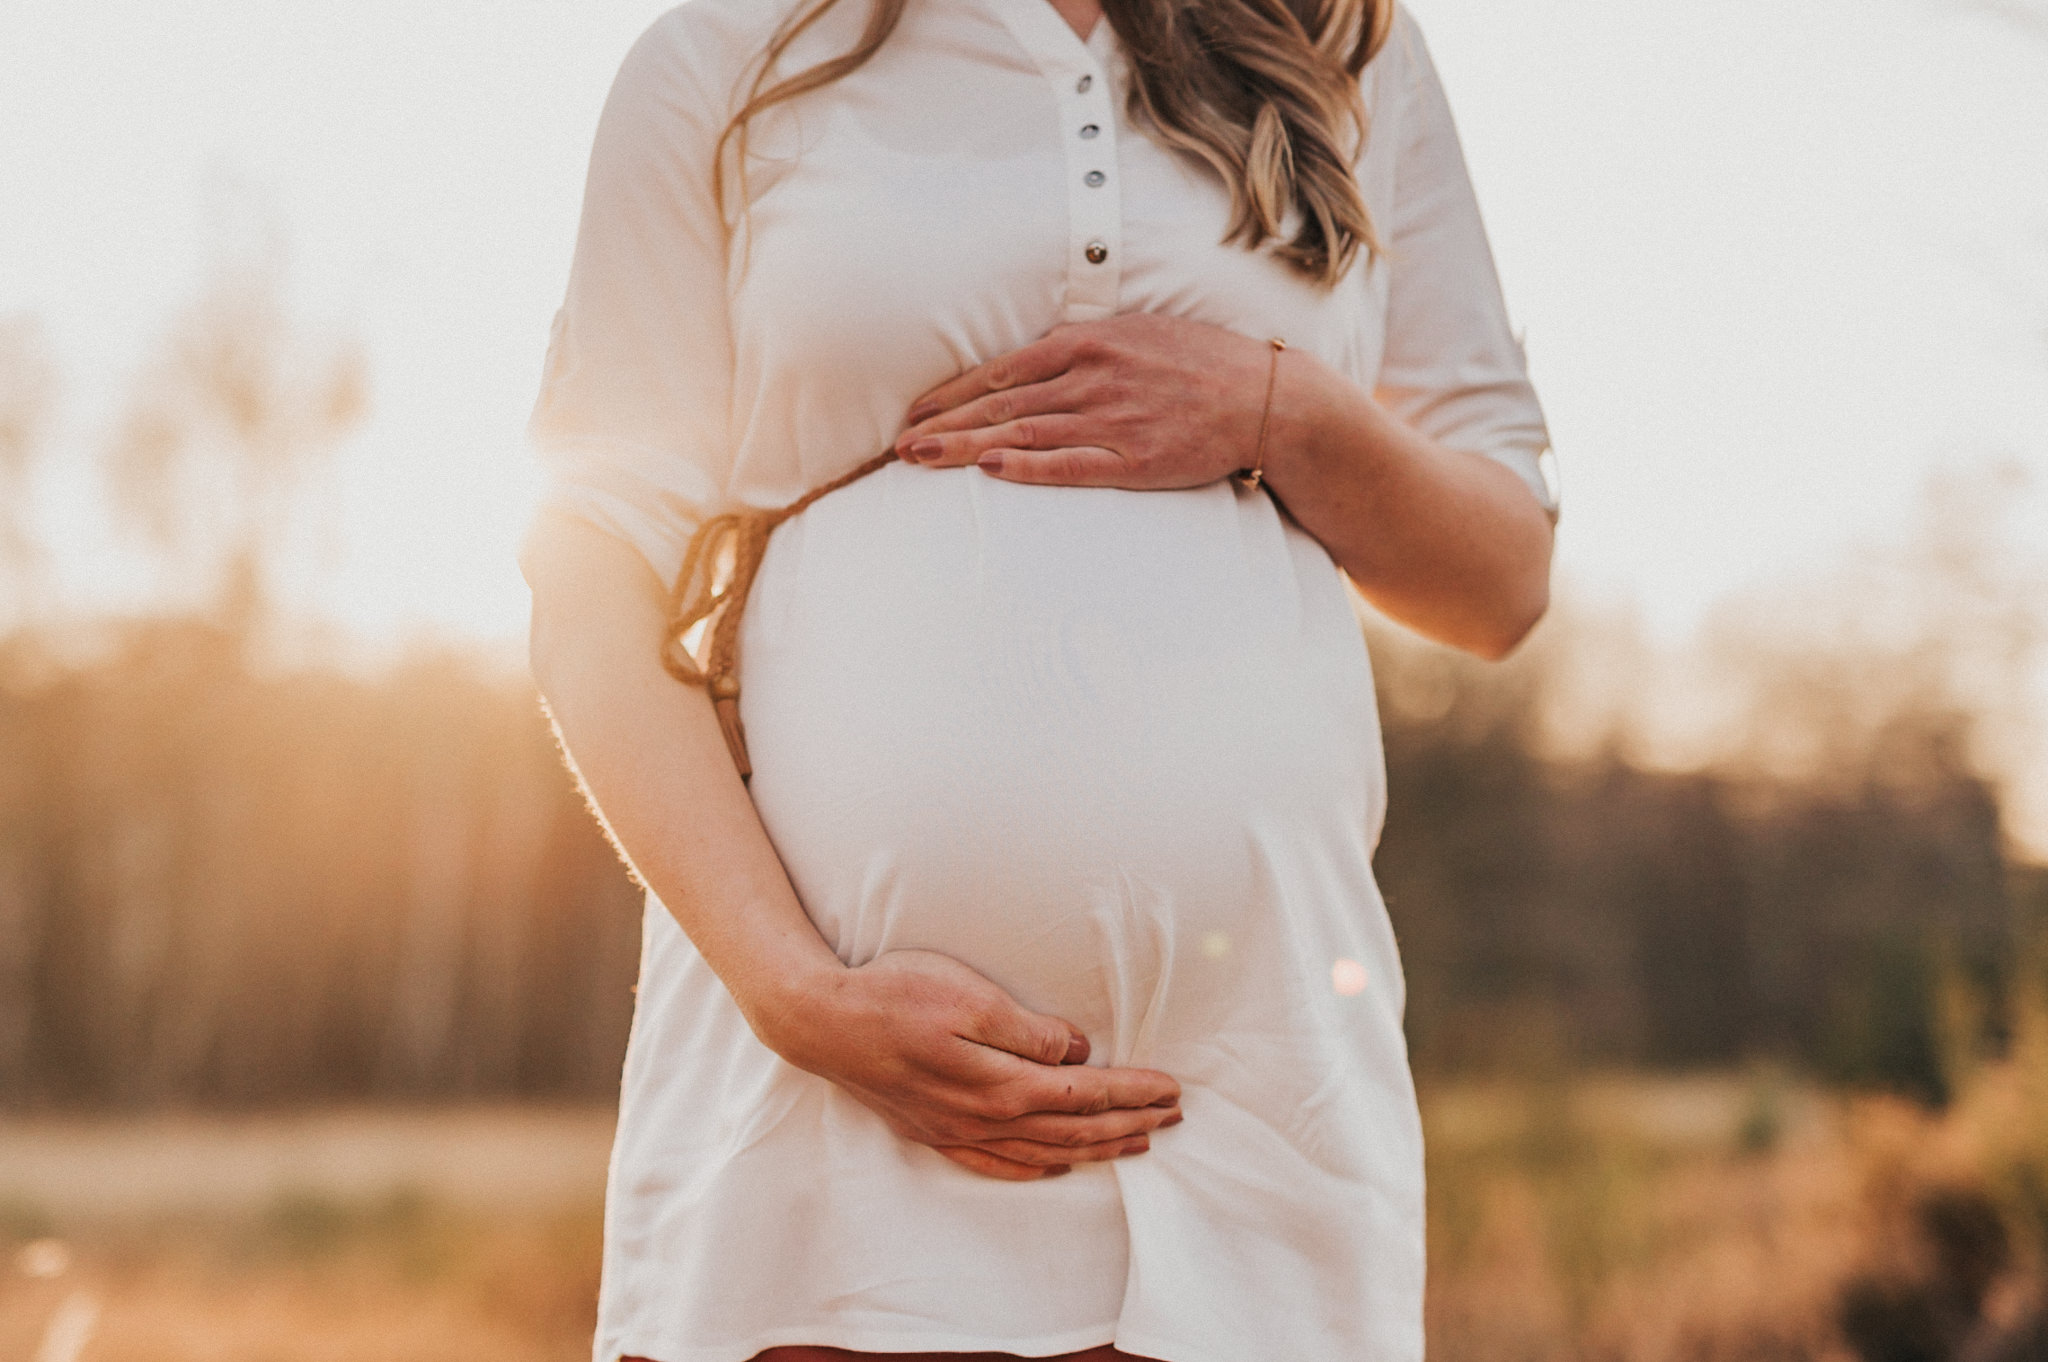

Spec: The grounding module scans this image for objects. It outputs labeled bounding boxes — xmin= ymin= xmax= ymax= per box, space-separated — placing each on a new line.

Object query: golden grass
xmin=0 ymin=1195 xmax=602 ymax=1362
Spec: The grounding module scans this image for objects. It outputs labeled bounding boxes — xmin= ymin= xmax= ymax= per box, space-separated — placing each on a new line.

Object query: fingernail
xmin=906 ymin=401 xmax=940 ymax=425
xmin=1043 ymin=1165 xmax=1072 ymax=1178
xmin=1120 ymin=1137 xmax=1150 ymax=1156
xmin=1161 ymin=1112 xmax=1184 ymax=1128
xmin=907 ymin=437 xmax=942 ymax=463
xmin=977 ymin=452 xmax=1004 ymax=474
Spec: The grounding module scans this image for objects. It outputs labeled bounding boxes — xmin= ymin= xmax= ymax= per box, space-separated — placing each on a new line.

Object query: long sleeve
xmin=1372 ymin=8 xmax=1559 ymax=518
xmin=527 ymin=15 xmax=738 ymax=588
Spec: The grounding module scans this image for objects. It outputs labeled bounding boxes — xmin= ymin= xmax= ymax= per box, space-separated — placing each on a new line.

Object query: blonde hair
xmin=715 ymin=0 xmax=1396 ymax=287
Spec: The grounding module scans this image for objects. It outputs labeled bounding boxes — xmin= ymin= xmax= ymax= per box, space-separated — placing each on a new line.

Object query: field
xmin=0 ymin=1107 xmax=609 ymax=1362
xmin=7 ymin=1064 xmax=2046 ymax=1362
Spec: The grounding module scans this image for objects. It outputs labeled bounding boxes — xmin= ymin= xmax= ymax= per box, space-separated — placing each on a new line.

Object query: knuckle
xmin=1011 ymin=417 xmax=1038 ymax=447
xmin=985 ymin=391 xmax=1013 ymax=424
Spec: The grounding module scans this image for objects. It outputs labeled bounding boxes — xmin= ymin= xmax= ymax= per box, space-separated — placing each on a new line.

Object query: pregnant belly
xmin=738 ymin=462 xmax=1385 ymax=1050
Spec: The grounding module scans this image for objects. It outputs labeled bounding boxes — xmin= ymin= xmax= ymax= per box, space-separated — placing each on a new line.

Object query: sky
xmin=2 ymin=0 xmax=2045 ymax=661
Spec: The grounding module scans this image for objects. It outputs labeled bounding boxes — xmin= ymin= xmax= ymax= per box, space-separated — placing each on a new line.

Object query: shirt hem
xmin=598 ymin=1321 xmax=1130 ymax=1362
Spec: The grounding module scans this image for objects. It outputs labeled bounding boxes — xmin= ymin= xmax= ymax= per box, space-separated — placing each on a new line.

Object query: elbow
xmin=523 ymin=583 xmax=566 ymax=705
xmin=518 ymin=507 xmax=671 ymax=702
xmin=1465 ymin=514 xmax=1553 ymax=660
xmin=519 ymin=515 xmax=578 ymax=702
xmin=1470 ymin=570 xmax=1549 ymax=661
xmin=525 ymin=601 xmax=563 ymax=703
xmin=1470 ymin=496 xmax=1555 ymax=660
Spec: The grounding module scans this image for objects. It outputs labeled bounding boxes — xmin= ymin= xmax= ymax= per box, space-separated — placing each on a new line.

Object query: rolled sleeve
xmin=527 ymin=13 xmax=736 ymax=587
xmin=1373 ymin=9 xmax=1559 ymax=519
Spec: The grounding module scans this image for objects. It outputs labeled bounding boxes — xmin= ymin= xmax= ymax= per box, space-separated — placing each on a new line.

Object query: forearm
xmin=520 ymin=510 xmax=845 ymax=1050
xmin=1261 ymin=351 xmax=1553 ymax=659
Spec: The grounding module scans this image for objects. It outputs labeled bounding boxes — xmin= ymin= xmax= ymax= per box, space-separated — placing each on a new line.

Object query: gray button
xmin=1085 ymin=240 xmax=1108 ymax=264
xmin=1084 ymin=169 xmax=1106 ymax=187
xmin=1079 ymin=123 xmax=1099 ymax=139
xmin=1076 ymin=74 xmax=1093 ymax=93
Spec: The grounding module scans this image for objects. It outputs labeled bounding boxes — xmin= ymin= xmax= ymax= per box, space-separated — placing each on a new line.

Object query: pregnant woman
xmin=519 ymin=0 xmax=1558 ymax=1353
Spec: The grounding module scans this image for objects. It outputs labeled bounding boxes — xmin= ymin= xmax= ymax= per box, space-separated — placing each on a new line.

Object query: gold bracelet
xmin=1235 ymin=337 xmax=1287 ymax=491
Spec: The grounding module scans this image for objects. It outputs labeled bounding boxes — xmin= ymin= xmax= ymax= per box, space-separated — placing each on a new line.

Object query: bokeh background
xmin=4 ymin=0 xmax=2047 ymax=1358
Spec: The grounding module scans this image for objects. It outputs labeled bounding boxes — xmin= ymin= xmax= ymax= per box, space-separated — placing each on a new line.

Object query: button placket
xmin=987 ymin=0 xmax=1123 ymax=323
xmin=1056 ymin=56 xmax=1120 ymax=321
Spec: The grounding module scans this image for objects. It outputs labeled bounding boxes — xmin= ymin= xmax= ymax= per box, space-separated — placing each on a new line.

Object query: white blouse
xmin=530 ymin=0 xmax=1553 ymax=1357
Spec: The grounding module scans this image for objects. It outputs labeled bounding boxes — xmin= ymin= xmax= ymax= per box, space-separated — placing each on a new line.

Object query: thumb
xmin=971 ymin=995 xmax=1090 ymax=1067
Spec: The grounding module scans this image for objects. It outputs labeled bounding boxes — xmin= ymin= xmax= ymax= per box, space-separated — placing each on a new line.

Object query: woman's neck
xmin=1045 ymin=0 xmax=1103 ymax=42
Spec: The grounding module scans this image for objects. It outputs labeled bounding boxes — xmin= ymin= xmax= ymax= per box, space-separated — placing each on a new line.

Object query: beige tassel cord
xmin=662 ymin=449 xmax=898 ymax=778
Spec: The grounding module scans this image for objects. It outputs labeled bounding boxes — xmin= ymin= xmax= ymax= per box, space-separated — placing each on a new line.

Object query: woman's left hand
xmin=895 ymin=309 xmax=1555 ymax=660
xmin=894 ymin=314 xmax=1281 ymax=487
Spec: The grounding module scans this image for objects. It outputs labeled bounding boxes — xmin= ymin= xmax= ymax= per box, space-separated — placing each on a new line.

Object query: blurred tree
xmin=0 ymin=260 xmax=651 ymax=1110
xmin=1695 ymin=463 xmax=2045 ymax=813
xmin=1372 ymin=461 xmax=2042 ymax=1095
xmin=105 ymin=261 xmax=367 ymax=641
xmin=0 ymin=317 xmax=56 ymax=623
xmin=0 ymin=320 xmax=57 ymax=1100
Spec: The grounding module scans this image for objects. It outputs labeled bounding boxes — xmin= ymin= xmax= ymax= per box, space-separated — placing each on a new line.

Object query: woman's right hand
xmin=758 ymin=949 xmax=1183 ymax=1181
